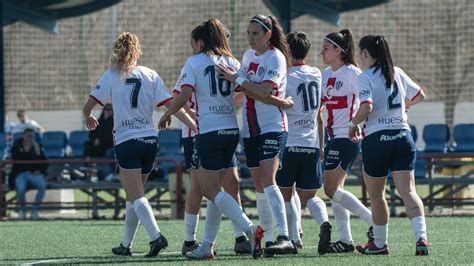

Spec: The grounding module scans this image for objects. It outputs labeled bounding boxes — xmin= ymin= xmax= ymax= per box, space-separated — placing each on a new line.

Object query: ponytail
xmin=250 ymin=15 xmax=290 ymax=67
xmin=325 ymin=29 xmax=357 ymax=66
xmin=191 ymin=18 xmax=234 ymax=58
xmin=359 ymin=35 xmax=394 ymax=87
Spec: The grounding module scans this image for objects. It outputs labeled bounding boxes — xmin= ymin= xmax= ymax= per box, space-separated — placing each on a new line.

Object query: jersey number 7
xmin=126 ymin=78 xmax=142 ymax=109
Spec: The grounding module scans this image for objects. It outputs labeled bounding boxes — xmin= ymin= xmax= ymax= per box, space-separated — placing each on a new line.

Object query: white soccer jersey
xmin=90 ymin=66 xmax=172 ymax=145
xmin=173 ymin=86 xmax=197 ymax=138
xmin=239 ymin=48 xmax=288 ymax=138
xmin=321 ymin=64 xmax=361 ymax=139
xmin=175 ymin=53 xmax=240 ymax=134
xmin=286 ymin=64 xmax=322 ymax=148
xmin=358 ymin=66 xmax=421 ymax=137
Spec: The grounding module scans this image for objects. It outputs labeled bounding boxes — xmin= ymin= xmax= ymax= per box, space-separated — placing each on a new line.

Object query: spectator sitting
xmin=10 ymin=128 xmax=48 ymax=220
xmin=84 ymin=103 xmax=115 ymax=180
xmin=12 ymin=109 xmax=44 ymax=134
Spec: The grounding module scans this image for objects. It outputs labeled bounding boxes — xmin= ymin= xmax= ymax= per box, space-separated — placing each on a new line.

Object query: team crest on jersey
xmin=335 ymin=81 xmax=343 ymax=90
xmin=247 ymin=62 xmax=260 ymax=79
xmin=325 ymin=77 xmax=337 ymax=99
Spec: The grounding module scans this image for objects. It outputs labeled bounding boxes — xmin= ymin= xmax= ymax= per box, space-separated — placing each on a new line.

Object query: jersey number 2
xmin=297 ymin=81 xmax=320 ymax=112
xmin=126 ymin=78 xmax=142 ymax=109
xmin=388 ymin=81 xmax=401 ymax=110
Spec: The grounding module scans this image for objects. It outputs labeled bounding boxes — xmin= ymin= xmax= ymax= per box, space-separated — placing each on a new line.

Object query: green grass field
xmin=1 ymin=217 xmax=473 ymax=265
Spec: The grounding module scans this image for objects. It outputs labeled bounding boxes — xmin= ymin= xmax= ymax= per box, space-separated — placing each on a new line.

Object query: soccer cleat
xmin=181 ymin=241 xmax=201 ymax=256
xmin=294 ymin=239 xmax=304 ymax=249
xmin=327 ymin=241 xmax=355 ymax=253
xmin=356 ymin=226 xmax=374 ymax=252
xmin=186 ymin=243 xmax=214 ymax=260
xmin=265 ymin=235 xmax=298 ymax=255
xmin=145 ymin=234 xmax=168 ymax=257
xmin=318 ymin=221 xmax=332 ymax=255
xmin=248 ymin=225 xmax=264 ymax=259
xmin=263 ymin=241 xmax=275 ymax=258
xmin=415 ymin=238 xmax=429 ymax=256
xmin=356 ymin=241 xmax=389 ymax=255
xmin=234 ymin=237 xmax=252 ymax=255
xmin=111 ymin=244 xmax=132 ymax=256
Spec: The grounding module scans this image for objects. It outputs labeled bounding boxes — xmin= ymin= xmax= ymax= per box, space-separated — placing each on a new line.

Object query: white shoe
xmin=185 ymin=244 xmax=214 ymax=260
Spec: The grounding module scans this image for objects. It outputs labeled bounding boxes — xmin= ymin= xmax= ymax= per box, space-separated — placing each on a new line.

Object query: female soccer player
xmin=276 ymin=31 xmax=332 ymax=255
xmin=82 ymin=32 xmax=195 ymax=257
xmin=158 ymin=18 xmax=264 ymax=259
xmin=217 ymin=14 xmax=295 ymax=255
xmin=177 ymin=24 xmax=251 ymax=257
xmin=349 ymin=35 xmax=428 ymax=255
xmin=320 ymin=29 xmax=374 ymax=254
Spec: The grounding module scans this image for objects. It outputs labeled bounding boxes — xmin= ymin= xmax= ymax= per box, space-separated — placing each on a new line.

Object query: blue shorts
xmin=276 ymin=147 xmax=322 ymax=190
xmin=243 ymin=132 xmax=288 ymax=168
xmin=324 ymin=138 xmax=360 ymax=173
xmin=182 ymin=137 xmax=197 ymax=172
xmin=362 ymin=129 xmax=416 ymax=177
xmin=115 ymin=136 xmax=157 ymax=174
xmin=195 ymin=129 xmax=239 ymax=171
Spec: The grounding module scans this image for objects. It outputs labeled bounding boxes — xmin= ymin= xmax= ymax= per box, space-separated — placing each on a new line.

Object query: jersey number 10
xmin=297 ymin=81 xmax=320 ymax=112
xmin=205 ymin=65 xmax=232 ymax=97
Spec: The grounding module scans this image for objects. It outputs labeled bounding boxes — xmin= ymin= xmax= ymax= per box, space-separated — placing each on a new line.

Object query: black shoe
xmin=318 ymin=221 xmax=332 ymax=255
xmin=181 ymin=241 xmax=200 ymax=256
xmin=327 ymin=241 xmax=355 ymax=253
xmin=111 ymin=243 xmax=132 ymax=256
xmin=234 ymin=236 xmax=252 ymax=255
xmin=145 ymin=234 xmax=168 ymax=257
xmin=263 ymin=241 xmax=275 ymax=258
xmin=265 ymin=236 xmax=297 ymax=255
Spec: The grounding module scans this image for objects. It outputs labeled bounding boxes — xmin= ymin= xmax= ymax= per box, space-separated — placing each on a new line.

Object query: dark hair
xmin=286 ymin=31 xmax=311 ymax=60
xmin=325 ymin=29 xmax=357 ymax=66
xmin=191 ymin=18 xmax=233 ymax=58
xmin=359 ymin=35 xmax=394 ymax=87
xmin=23 ymin=128 xmax=34 ymax=134
xmin=250 ymin=15 xmax=290 ymax=66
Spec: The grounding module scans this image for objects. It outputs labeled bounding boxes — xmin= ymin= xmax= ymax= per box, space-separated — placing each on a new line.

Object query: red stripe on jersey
xmin=324 ymin=77 xmax=348 ymax=139
xmin=360 ymin=100 xmax=373 ymax=105
xmin=157 ymin=97 xmax=173 ymax=107
xmin=193 ymin=90 xmax=200 ymax=133
xmin=349 ymin=94 xmax=356 ymax=121
xmin=172 ymin=89 xmax=181 ymax=94
xmin=278 ymin=107 xmax=287 ymax=132
xmin=246 ymin=96 xmax=259 ymax=137
xmin=262 ymin=80 xmax=279 ymax=96
xmin=291 ymin=63 xmax=306 ymax=67
xmin=90 ymin=95 xmax=104 ymax=106
xmin=411 ymin=89 xmax=422 ymax=102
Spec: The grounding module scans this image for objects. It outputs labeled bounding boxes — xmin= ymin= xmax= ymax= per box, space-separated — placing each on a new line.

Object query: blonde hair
xmin=111 ymin=32 xmax=142 ymax=73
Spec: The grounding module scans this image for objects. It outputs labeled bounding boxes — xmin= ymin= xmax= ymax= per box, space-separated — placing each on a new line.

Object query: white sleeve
xmin=154 ymin=74 xmax=173 ymax=107
xmin=349 ymin=68 xmax=362 ymax=95
xmin=90 ymin=70 xmax=112 ymax=106
xmin=397 ymin=68 xmax=421 ymax=101
xmin=262 ymin=52 xmax=286 ymax=86
xmin=232 ymin=58 xmax=242 ymax=92
xmin=357 ymin=74 xmax=373 ymax=104
xmin=175 ymin=58 xmax=196 ymax=92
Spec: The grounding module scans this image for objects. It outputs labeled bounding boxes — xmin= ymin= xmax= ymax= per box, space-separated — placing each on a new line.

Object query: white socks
xmin=232 ymin=206 xmax=247 ymax=238
xmin=373 ymin=224 xmax=388 ymax=248
xmin=203 ymin=200 xmax=222 ymax=246
xmin=331 ymin=200 xmax=352 ymax=244
xmin=184 ymin=212 xmax=199 ymax=242
xmin=306 ymin=197 xmax=329 ymax=225
xmin=122 ymin=201 xmax=139 ymax=248
xmin=264 ymin=185 xmax=289 ymax=237
xmin=410 ymin=216 xmax=427 ymax=241
xmin=133 ymin=197 xmax=160 ymax=241
xmin=292 ymin=192 xmax=302 ymax=235
xmin=214 ymin=191 xmax=253 ymax=235
xmin=333 ymin=188 xmax=373 ymax=226
xmin=285 ymin=200 xmax=300 ymax=242
xmin=256 ymin=192 xmax=273 ymax=243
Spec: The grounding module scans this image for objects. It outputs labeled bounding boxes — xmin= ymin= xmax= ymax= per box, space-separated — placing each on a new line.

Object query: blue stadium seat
xmin=452 ymin=124 xmax=474 ymax=152
xmin=69 ymin=130 xmax=90 ymax=157
xmin=42 ymin=131 xmax=68 ymax=158
xmin=157 ymin=129 xmax=182 ymax=155
xmin=409 ymin=124 xmax=418 ymax=143
xmin=422 ymin=124 xmax=450 ymax=152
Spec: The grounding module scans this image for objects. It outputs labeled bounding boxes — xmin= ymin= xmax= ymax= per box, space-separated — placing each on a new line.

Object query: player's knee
xmin=324 ymin=183 xmax=336 ymax=198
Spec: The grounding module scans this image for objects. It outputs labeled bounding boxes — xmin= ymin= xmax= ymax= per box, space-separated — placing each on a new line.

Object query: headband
xmin=325 ymin=37 xmax=346 ymax=54
xmin=250 ymin=18 xmax=272 ymax=33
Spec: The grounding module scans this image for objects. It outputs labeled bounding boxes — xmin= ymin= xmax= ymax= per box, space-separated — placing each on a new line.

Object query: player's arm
xmin=173 ymin=90 xmax=196 ymax=120
xmin=158 ymin=86 xmax=194 ymax=130
xmin=217 ymin=64 xmax=273 ymax=98
xmin=243 ymin=89 xmax=294 ymax=110
xmin=82 ymin=97 xmax=99 ymax=130
xmin=232 ymin=91 xmax=245 ymax=106
xmin=317 ymin=108 xmax=325 ymax=160
xmin=405 ymin=87 xmax=426 ymax=108
xmin=348 ymin=102 xmax=372 ymax=142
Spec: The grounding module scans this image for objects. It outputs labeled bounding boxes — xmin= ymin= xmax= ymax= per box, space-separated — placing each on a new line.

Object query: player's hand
xmin=348 ymin=125 xmax=361 ymax=143
xmin=282 ymin=96 xmax=294 ymax=110
xmin=319 ymin=149 xmax=324 ymax=161
xmin=86 ymin=115 xmax=99 ymax=130
xmin=188 ymin=109 xmax=197 ymax=120
xmin=158 ymin=114 xmax=172 ymax=130
xmin=216 ymin=64 xmax=237 ymax=83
